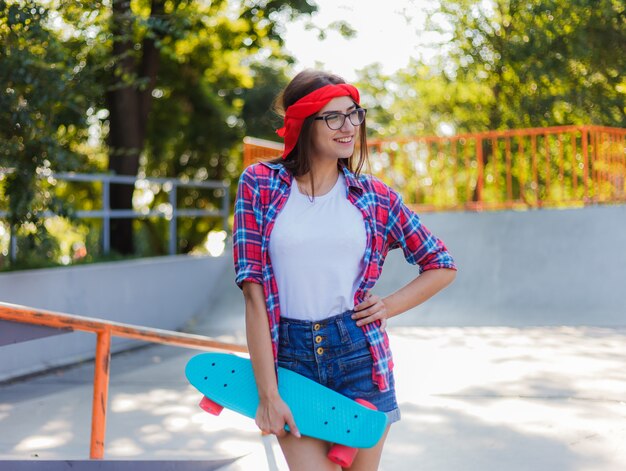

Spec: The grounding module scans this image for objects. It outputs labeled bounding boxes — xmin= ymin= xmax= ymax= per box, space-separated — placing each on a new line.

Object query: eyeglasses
xmin=313 ymin=108 xmax=367 ymax=130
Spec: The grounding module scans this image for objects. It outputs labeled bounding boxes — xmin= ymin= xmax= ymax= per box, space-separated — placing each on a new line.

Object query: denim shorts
xmin=278 ymin=310 xmax=401 ymax=425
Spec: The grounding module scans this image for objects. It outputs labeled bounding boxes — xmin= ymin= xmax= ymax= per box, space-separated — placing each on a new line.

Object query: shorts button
xmin=317 ymin=347 xmax=324 ymax=355
xmin=315 ymin=335 xmax=323 ymax=344
xmin=314 ymin=324 xmax=321 ymax=331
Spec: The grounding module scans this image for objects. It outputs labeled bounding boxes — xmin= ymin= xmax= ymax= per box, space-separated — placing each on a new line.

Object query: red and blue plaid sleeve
xmin=233 ymin=167 xmax=264 ymax=288
xmin=386 ymin=187 xmax=457 ymax=273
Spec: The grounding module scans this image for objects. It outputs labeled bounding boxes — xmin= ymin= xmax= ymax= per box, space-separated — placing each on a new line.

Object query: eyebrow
xmin=321 ymin=104 xmax=357 ymax=115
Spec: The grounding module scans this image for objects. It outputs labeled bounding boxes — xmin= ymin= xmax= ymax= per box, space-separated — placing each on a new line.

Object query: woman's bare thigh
xmin=278 ymin=434 xmax=340 ymax=471
xmin=277 ymin=425 xmax=390 ymax=471
xmin=346 ymin=426 xmax=390 ymax=471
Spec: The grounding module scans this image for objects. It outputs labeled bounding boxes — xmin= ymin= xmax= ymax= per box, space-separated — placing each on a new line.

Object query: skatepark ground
xmin=1 ymin=252 xmax=626 ymax=470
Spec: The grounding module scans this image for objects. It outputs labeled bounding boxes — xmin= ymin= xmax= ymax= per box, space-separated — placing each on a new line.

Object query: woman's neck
xmin=295 ymin=159 xmax=340 ymax=197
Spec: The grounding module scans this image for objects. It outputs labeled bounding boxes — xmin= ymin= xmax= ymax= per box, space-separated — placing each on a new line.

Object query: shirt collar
xmin=259 ymin=160 xmax=292 ymax=185
xmin=340 ymin=165 xmax=365 ymax=195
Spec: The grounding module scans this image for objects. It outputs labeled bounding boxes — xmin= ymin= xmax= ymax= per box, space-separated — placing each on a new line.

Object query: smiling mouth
xmin=334 ymin=136 xmax=353 ymax=143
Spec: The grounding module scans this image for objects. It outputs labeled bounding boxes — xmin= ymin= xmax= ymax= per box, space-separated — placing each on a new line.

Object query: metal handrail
xmin=0 ymin=172 xmax=231 ymax=262
xmin=0 ymin=301 xmax=247 ymax=459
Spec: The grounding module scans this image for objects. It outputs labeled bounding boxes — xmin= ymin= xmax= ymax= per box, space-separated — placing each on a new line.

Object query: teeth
xmin=335 ymin=137 xmax=352 ymax=143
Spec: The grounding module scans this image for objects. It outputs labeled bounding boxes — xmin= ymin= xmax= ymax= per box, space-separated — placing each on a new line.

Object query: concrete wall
xmin=0 ymin=254 xmax=230 ymax=381
xmin=2 ymin=205 xmax=624 ymax=380
xmin=378 ymin=205 xmax=626 ymax=327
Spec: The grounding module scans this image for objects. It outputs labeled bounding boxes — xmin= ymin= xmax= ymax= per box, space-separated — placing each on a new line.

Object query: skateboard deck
xmin=185 ymin=352 xmax=388 ymax=449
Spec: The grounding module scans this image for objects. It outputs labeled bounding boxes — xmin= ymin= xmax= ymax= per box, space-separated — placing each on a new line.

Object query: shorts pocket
xmin=277 ymin=356 xmax=298 ymax=372
xmin=337 ymin=353 xmax=377 ymax=398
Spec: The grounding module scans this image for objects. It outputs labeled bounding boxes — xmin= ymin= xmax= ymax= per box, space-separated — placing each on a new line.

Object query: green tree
xmin=358 ymin=0 xmax=626 ymax=208
xmin=241 ymin=63 xmax=291 ymax=141
xmin=356 ymin=60 xmax=493 ymax=139
xmin=431 ymin=0 xmax=626 ymax=130
xmin=100 ymin=0 xmax=318 ymax=254
xmin=0 ymin=0 xmax=97 ymax=266
xmin=1 ymin=0 xmax=322 ymax=264
xmin=362 ymin=0 xmax=626 ymax=138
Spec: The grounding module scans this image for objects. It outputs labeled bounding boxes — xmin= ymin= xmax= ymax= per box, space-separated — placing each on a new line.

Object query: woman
xmin=233 ymin=70 xmax=457 ymax=470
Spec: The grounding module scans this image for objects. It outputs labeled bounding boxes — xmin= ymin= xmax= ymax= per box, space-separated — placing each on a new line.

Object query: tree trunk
xmin=106 ymin=0 xmax=164 ymax=255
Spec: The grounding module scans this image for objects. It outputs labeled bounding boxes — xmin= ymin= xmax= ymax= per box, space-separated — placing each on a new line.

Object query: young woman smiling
xmin=233 ymin=70 xmax=457 ymax=470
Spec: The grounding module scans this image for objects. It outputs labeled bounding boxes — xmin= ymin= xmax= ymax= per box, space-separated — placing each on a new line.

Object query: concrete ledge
xmin=0 ymin=254 xmax=230 ymax=381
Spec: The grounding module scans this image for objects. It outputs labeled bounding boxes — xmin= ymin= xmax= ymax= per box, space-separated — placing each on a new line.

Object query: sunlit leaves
xmin=1 ymin=0 xmax=320 ymax=263
xmin=434 ymin=0 xmax=626 ymax=130
xmin=0 ymin=0 xmax=95 ymax=234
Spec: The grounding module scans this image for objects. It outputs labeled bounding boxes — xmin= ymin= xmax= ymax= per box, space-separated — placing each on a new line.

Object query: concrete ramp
xmin=196 ymin=205 xmax=626 ymax=330
xmin=380 ymin=205 xmax=626 ymax=327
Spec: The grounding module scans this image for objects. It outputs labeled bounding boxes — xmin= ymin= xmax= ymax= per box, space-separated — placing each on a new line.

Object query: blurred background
xmin=1 ymin=0 xmax=624 ymax=270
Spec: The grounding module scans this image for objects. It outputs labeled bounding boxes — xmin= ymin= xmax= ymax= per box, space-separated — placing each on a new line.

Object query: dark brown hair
xmin=271 ymin=70 xmax=369 ymax=196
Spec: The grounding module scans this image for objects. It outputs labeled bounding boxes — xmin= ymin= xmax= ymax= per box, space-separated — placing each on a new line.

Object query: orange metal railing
xmin=242 ymin=136 xmax=284 ymax=167
xmin=0 ymin=302 xmax=247 ymax=459
xmin=243 ymin=125 xmax=626 ymax=211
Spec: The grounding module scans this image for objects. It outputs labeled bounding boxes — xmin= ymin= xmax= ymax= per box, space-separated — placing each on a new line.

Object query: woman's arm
xmin=352 ymin=268 xmax=456 ymax=327
xmin=242 ymin=281 xmax=300 ymax=438
xmin=353 ymin=183 xmax=457 ymax=327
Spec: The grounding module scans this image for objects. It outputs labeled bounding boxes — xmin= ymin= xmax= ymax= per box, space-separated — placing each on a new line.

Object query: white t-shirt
xmin=268 ymin=173 xmax=367 ymax=321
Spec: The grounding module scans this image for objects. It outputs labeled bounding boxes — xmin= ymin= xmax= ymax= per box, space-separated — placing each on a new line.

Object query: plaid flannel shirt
xmin=233 ymin=161 xmax=457 ymax=391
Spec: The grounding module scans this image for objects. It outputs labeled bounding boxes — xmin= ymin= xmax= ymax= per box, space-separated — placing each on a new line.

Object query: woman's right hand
xmin=256 ymin=394 xmax=301 ymax=438
xmin=242 ymin=282 xmax=301 ymax=438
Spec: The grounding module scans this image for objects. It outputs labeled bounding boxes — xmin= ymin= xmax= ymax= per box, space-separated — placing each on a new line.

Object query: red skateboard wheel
xmin=328 ymin=443 xmax=358 ymax=467
xmin=199 ymin=396 xmax=224 ymax=415
xmin=327 ymin=398 xmax=379 ymax=467
xmin=355 ymin=398 xmax=377 ymax=410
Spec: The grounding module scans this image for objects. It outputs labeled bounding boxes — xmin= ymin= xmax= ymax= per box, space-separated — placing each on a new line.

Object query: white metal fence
xmin=0 ymin=172 xmax=230 ymax=262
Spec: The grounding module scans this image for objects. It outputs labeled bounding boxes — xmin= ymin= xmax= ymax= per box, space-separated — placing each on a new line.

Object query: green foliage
xmin=359 ymin=0 xmax=625 ymax=138
xmin=2 ymin=2 xmax=64 ymax=225
xmin=8 ymin=0 xmax=621 ymax=267
xmin=357 ymin=0 xmax=625 ymax=210
xmin=241 ymin=64 xmax=291 ymax=140
xmin=0 ymin=0 xmax=100 ymax=266
xmin=357 ymin=61 xmax=493 ymax=138
xmin=138 ymin=0 xmax=313 ymax=253
xmin=432 ymin=0 xmax=626 ymax=130
xmin=0 ymin=0 xmax=321 ymax=267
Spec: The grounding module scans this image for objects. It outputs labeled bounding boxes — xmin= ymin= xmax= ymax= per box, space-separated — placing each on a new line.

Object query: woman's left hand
xmin=353 ymin=292 xmax=388 ymax=331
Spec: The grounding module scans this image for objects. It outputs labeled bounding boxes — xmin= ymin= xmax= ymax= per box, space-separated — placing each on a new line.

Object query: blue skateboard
xmin=185 ymin=352 xmax=388 ymax=467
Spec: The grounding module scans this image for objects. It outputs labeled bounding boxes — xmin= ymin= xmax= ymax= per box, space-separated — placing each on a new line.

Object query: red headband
xmin=276 ymin=83 xmax=360 ymax=159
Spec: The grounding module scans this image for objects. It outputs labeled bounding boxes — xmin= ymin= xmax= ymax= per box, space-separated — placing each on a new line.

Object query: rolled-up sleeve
xmin=386 ymin=187 xmax=457 ymax=273
xmin=233 ymin=168 xmax=264 ymax=288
